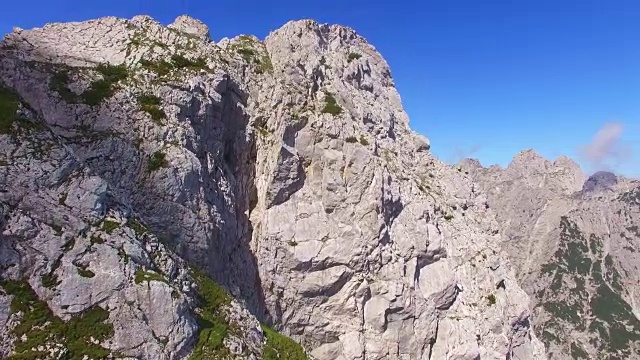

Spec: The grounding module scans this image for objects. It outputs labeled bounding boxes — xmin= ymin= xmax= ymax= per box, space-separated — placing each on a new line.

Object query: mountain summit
xmin=461 ymin=152 xmax=640 ymax=359
xmin=0 ymin=14 xmax=570 ymax=359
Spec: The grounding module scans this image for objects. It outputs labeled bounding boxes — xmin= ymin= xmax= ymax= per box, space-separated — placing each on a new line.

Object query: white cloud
xmin=578 ymin=122 xmax=632 ymax=172
xmin=450 ymin=144 xmax=481 ymax=164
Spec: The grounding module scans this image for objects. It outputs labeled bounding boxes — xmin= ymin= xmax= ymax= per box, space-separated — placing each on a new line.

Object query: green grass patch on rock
xmin=138 ymin=94 xmax=166 ymax=124
xmin=147 ymin=150 xmax=168 ymax=172
xmin=186 ymin=269 xmax=309 ymax=359
xmin=139 ymin=54 xmax=210 ymax=77
xmin=262 ymin=325 xmax=308 ymax=360
xmin=486 ymin=294 xmax=496 ymax=306
xmin=127 ymin=218 xmax=148 ymax=237
xmin=228 ymin=36 xmax=273 ymax=74
xmin=321 ymin=92 xmax=342 ymax=116
xmin=101 ymin=219 xmax=120 ymax=235
xmin=41 ymin=257 xmax=62 ymax=289
xmin=256 ymin=53 xmax=274 ymax=74
xmin=82 ymin=63 xmax=129 ymax=106
xmin=188 ymin=269 xmax=232 ymax=360
xmin=49 ymin=70 xmax=79 ymax=103
xmin=0 ymin=86 xmax=20 ymax=134
xmin=170 ymin=54 xmax=208 ymax=70
xmin=77 ymin=265 xmax=96 ymax=278
xmin=347 ymin=52 xmax=362 ymax=63
xmin=0 ymin=279 xmax=114 ymax=360
xmin=139 ymin=58 xmax=174 ymax=77
xmin=134 ymin=269 xmax=167 ymax=284
xmin=90 ymin=234 xmax=105 ymax=245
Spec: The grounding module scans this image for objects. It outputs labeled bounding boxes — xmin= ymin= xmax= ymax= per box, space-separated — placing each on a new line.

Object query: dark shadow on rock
xmin=0 ymin=44 xmax=269 ymax=323
xmin=131 ymin=75 xmax=269 ymax=319
xmin=582 ymin=171 xmax=618 ymax=193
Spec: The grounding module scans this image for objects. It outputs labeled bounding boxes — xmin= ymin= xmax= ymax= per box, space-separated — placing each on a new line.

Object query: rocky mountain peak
xmin=465 ymin=152 xmax=640 ymax=359
xmin=168 ymin=15 xmax=211 ymax=41
xmin=508 ymin=149 xmax=548 ymax=172
xmin=0 ymin=14 xmax=547 ymax=360
xmin=551 ymin=155 xmax=586 ymax=193
xmin=582 ymin=170 xmax=618 ymax=193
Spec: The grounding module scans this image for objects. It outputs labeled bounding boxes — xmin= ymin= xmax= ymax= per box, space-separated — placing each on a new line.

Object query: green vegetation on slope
xmin=188 ymin=269 xmax=232 ymax=360
xmin=187 ymin=269 xmax=308 ymax=359
xmin=147 ymin=150 xmax=168 ymax=172
xmin=230 ymin=35 xmax=273 ymax=74
xmin=82 ymin=64 xmax=129 ymax=106
xmin=134 ymin=269 xmax=167 ymax=284
xmin=127 ymin=218 xmax=148 ymax=237
xmin=0 ymin=86 xmax=20 ymax=134
xmin=41 ymin=257 xmax=62 ymax=289
xmin=139 ymin=54 xmax=211 ymax=77
xmin=49 ymin=69 xmax=79 ymax=103
xmin=49 ymin=63 xmax=129 ymax=106
xmin=619 ymin=187 xmax=640 ymax=207
xmin=537 ymin=216 xmax=640 ymax=358
xmin=346 ymin=52 xmax=362 ymax=63
xmin=137 ymin=94 xmax=166 ymax=124
xmin=321 ymin=92 xmax=342 ymax=116
xmin=262 ymin=325 xmax=308 ymax=360
xmin=0 ymin=279 xmax=114 ymax=360
xmin=101 ymin=219 xmax=120 ymax=235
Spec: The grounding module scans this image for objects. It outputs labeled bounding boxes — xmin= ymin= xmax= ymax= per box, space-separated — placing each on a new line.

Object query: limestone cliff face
xmin=461 ymin=151 xmax=640 ymax=359
xmin=0 ymin=15 xmax=545 ymax=359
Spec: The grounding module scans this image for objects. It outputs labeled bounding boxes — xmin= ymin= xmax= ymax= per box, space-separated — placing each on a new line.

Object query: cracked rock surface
xmin=0 ymin=15 xmax=546 ymax=359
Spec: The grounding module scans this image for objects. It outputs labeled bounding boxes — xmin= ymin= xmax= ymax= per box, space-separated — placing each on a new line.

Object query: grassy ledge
xmin=82 ymin=64 xmax=129 ymax=106
xmin=187 ymin=269 xmax=308 ymax=359
xmin=0 ymin=279 xmax=114 ymax=360
xmin=134 ymin=269 xmax=167 ymax=284
xmin=321 ymin=92 xmax=342 ymax=116
xmin=188 ymin=269 xmax=232 ymax=360
xmin=262 ymin=325 xmax=308 ymax=360
xmin=0 ymin=86 xmax=20 ymax=134
xmin=147 ymin=150 xmax=168 ymax=172
xmin=139 ymin=54 xmax=211 ymax=77
xmin=137 ymin=94 xmax=166 ymax=124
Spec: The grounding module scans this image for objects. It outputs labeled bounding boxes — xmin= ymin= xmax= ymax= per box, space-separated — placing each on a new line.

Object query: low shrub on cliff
xmin=262 ymin=325 xmax=309 ymax=360
xmin=49 ymin=70 xmax=79 ymax=103
xmin=0 ymin=279 xmax=114 ymax=359
xmin=0 ymin=86 xmax=19 ymax=134
xmin=138 ymin=94 xmax=166 ymax=123
xmin=189 ymin=269 xmax=232 ymax=359
xmin=82 ymin=63 xmax=129 ymax=106
xmin=321 ymin=92 xmax=342 ymax=116
xmin=147 ymin=150 xmax=168 ymax=172
xmin=347 ymin=52 xmax=362 ymax=63
xmin=139 ymin=54 xmax=210 ymax=76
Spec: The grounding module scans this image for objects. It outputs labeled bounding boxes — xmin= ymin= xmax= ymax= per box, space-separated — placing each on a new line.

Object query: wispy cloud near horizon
xmin=449 ymin=144 xmax=482 ymax=164
xmin=578 ymin=122 xmax=632 ymax=173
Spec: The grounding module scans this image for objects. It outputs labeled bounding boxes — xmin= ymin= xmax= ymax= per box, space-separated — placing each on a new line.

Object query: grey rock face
xmin=462 ymin=152 xmax=640 ymax=359
xmin=169 ymin=15 xmax=211 ymax=41
xmin=249 ymin=19 xmax=545 ymax=360
xmin=0 ymin=15 xmax=546 ymax=359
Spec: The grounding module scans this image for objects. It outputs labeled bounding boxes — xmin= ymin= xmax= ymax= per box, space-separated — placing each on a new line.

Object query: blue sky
xmin=1 ymin=0 xmax=639 ymax=176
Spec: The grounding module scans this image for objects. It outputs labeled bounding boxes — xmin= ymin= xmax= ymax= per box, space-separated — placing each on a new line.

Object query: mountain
xmin=0 ymin=15 xmax=546 ymax=359
xmin=460 ymin=151 xmax=640 ymax=359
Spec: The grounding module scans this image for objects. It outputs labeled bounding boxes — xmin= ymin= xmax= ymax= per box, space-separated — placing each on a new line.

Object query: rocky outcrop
xmin=460 ymin=152 xmax=640 ymax=359
xmin=0 ymin=15 xmax=545 ymax=359
xmin=581 ymin=171 xmax=618 ymax=193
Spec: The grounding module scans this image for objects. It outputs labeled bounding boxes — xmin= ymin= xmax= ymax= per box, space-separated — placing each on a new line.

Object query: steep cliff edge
xmin=0 ymin=15 xmax=545 ymax=359
xmin=460 ymin=151 xmax=640 ymax=359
